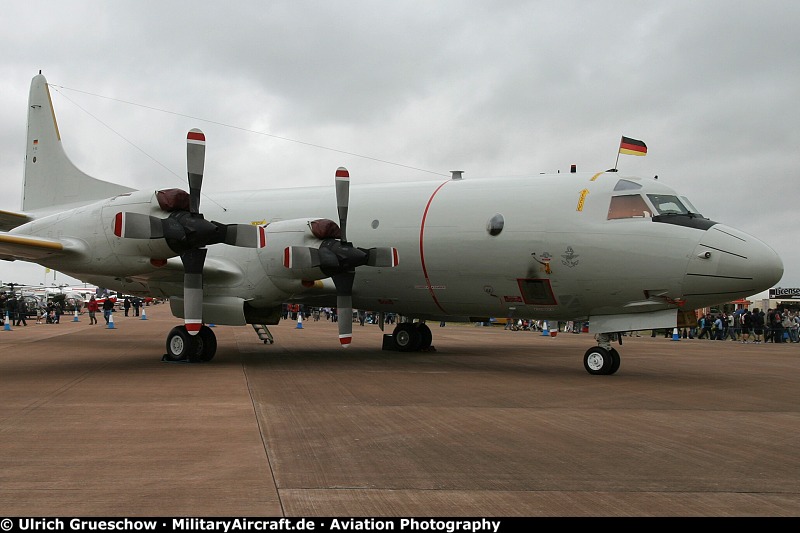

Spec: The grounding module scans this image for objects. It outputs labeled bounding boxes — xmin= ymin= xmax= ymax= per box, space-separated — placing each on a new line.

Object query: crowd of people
xmin=0 ymin=292 xmax=66 ymax=326
xmin=686 ymin=308 xmax=800 ymax=343
xmin=280 ymin=305 xmax=400 ymax=326
xmin=0 ymin=292 xmax=153 ymax=328
xmin=4 ymin=289 xmax=800 ymax=345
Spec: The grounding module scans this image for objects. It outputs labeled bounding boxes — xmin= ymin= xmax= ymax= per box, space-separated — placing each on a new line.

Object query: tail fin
xmin=23 ymin=73 xmax=135 ymax=212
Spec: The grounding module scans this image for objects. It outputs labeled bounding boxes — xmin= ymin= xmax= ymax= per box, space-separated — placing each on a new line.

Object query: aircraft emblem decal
xmin=532 ymin=252 xmax=553 ymax=274
xmin=561 ymin=246 xmax=579 ymax=267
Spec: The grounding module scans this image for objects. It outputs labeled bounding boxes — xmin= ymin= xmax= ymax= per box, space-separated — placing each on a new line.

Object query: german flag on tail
xmin=619 ymin=136 xmax=647 ymax=156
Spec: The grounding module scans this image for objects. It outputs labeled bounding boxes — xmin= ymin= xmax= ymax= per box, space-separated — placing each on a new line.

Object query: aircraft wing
xmin=0 ymin=209 xmax=34 ymax=231
xmin=0 ymin=232 xmax=75 ymax=261
xmin=128 ymin=256 xmax=248 ymax=287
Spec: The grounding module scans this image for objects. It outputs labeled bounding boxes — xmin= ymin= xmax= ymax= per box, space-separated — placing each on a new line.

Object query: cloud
xmin=1 ymin=0 xmax=799 ymax=298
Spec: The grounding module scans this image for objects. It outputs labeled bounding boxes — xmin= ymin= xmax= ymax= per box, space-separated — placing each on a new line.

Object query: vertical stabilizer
xmin=22 ymin=73 xmax=135 ymax=212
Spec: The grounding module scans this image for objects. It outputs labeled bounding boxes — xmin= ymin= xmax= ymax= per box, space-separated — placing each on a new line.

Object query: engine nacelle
xmin=170 ymin=295 xmax=283 ymax=326
xmin=258 ymin=218 xmax=330 ymax=280
xmin=102 ymin=190 xmax=178 ymax=259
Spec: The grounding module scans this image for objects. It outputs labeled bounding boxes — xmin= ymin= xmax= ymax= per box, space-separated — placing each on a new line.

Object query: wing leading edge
xmin=0 ymin=232 xmax=67 ymax=261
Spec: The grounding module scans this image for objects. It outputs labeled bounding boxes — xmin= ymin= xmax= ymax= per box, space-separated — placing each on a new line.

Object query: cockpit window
xmin=647 ymin=194 xmax=690 ymax=215
xmin=607 ymin=194 xmax=653 ymax=220
xmin=613 ymin=179 xmax=642 ymax=191
xmin=680 ymin=196 xmax=700 ymax=214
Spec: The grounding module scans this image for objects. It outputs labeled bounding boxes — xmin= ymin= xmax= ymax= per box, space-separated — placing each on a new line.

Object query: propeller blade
xmin=337 ymin=294 xmax=353 ymax=347
xmin=186 ymin=129 xmax=205 ymax=215
xmin=113 ymin=212 xmax=165 ymax=239
xmin=366 ymin=247 xmax=399 ymax=267
xmin=180 ymin=248 xmax=207 ymax=335
xmin=284 ymin=246 xmax=321 ymax=269
xmin=335 ymin=167 xmax=349 ymax=242
xmin=332 ymin=272 xmax=355 ymax=347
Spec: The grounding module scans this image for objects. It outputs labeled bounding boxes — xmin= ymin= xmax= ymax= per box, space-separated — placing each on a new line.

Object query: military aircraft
xmin=0 ymin=73 xmax=784 ymax=374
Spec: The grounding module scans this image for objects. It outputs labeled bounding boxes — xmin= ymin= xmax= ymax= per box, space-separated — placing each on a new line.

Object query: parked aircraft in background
xmin=0 ymin=73 xmax=784 ymax=374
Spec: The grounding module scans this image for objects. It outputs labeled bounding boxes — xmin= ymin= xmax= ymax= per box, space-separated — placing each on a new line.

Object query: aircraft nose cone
xmin=684 ymin=224 xmax=783 ymax=300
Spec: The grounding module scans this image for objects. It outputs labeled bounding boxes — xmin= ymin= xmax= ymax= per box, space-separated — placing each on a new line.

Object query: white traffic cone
xmin=73 ymin=308 xmax=80 ymax=322
xmin=541 ymin=320 xmax=549 ymax=336
xmin=107 ymin=312 xmax=115 ymax=329
xmin=3 ymin=311 xmax=10 ymax=331
xmin=672 ymin=327 xmax=680 ymax=341
xmin=140 ymin=306 xmax=147 ymax=320
xmin=296 ymin=312 xmax=304 ymax=329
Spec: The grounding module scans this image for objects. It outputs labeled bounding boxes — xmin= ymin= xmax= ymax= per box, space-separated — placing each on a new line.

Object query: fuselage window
xmin=607 ymin=194 xmax=653 ymax=220
xmin=486 ymin=213 xmax=504 ymax=236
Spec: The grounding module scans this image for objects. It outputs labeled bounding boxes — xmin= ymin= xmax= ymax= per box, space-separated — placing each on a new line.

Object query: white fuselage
xmin=13 ymin=170 xmax=783 ymax=332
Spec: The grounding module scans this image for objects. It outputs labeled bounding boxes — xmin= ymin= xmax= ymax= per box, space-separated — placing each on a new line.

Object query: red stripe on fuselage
xmin=419 ymin=181 xmax=450 ymax=314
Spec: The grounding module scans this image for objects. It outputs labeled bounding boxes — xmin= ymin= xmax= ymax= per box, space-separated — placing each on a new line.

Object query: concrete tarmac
xmin=1 ymin=307 xmax=799 ymax=517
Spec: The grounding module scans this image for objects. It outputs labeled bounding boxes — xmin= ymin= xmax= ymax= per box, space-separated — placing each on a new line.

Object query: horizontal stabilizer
xmin=0 ymin=210 xmax=33 ymax=232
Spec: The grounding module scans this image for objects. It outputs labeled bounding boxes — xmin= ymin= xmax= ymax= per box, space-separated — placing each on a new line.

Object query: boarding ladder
xmin=252 ymin=324 xmax=274 ymax=344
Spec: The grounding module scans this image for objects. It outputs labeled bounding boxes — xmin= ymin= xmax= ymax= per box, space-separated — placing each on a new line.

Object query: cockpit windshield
xmin=606 ymin=178 xmax=708 ymax=224
xmin=606 ymin=178 xmax=711 ymax=228
xmin=646 ymin=194 xmax=691 ymax=216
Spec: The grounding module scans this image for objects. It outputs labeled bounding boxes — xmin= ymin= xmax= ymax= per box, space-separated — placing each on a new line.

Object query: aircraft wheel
xmin=609 ymin=348 xmax=621 ymax=375
xmin=416 ymin=323 xmax=433 ymax=350
xmin=192 ymin=326 xmax=217 ymax=362
xmin=165 ymin=326 xmax=196 ymax=361
xmin=394 ymin=323 xmax=421 ymax=352
xmin=583 ymin=346 xmax=615 ymax=375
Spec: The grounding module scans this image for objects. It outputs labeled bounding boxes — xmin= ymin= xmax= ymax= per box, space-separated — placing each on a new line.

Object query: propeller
xmin=284 ymin=166 xmax=398 ymax=347
xmin=113 ymin=128 xmax=265 ymax=335
xmin=181 ymin=129 xmax=207 ymax=335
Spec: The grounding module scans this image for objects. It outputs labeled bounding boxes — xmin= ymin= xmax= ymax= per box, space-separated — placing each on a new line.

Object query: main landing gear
xmin=389 ymin=322 xmax=433 ymax=352
xmin=164 ymin=325 xmax=217 ymax=363
xmin=583 ymin=333 xmax=621 ymax=375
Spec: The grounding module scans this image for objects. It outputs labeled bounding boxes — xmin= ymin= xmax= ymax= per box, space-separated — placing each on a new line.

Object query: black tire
xmin=609 ymin=348 xmax=621 ymax=375
xmin=165 ymin=326 xmax=195 ymax=361
xmin=416 ymin=323 xmax=433 ymax=350
xmin=394 ymin=323 xmax=422 ymax=352
xmin=583 ymin=346 xmax=614 ymax=375
xmin=193 ymin=326 xmax=217 ymax=362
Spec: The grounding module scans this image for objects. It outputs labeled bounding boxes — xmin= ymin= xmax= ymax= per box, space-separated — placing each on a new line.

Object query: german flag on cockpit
xmin=618 ymin=136 xmax=647 ymax=156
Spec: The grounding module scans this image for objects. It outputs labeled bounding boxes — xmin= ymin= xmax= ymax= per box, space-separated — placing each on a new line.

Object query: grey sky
xmin=1 ymin=1 xmax=798 ymax=298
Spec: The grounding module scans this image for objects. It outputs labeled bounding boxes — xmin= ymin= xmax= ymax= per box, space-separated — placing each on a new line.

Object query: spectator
xmin=713 ymin=314 xmax=724 ymax=340
xmin=740 ymin=310 xmax=753 ymax=344
xmin=102 ymin=298 xmax=115 ymax=325
xmin=15 ymin=296 xmax=27 ymax=326
xmin=86 ymin=296 xmax=99 ymax=325
xmin=752 ymin=308 xmax=765 ymax=344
